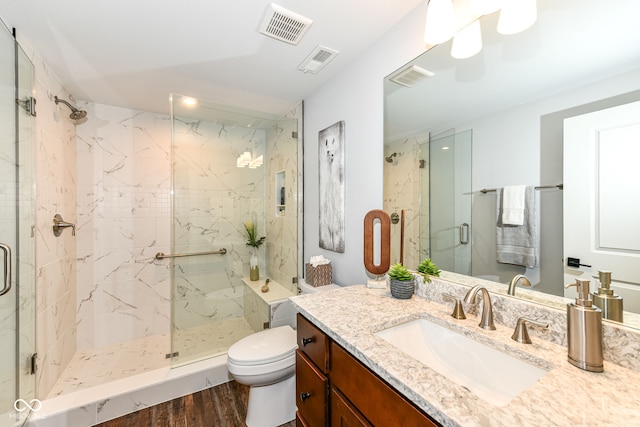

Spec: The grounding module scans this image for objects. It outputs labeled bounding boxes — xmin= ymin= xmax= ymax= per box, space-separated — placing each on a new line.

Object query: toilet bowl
xmin=227 ymin=325 xmax=298 ymax=427
xmin=227 ymin=281 xmax=340 ymax=427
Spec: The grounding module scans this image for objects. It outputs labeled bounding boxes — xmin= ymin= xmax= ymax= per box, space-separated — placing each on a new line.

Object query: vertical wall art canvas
xmin=318 ymin=120 xmax=345 ymax=253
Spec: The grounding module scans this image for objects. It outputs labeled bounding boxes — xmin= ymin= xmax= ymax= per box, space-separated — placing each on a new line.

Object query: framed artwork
xmin=318 ymin=120 xmax=345 ymax=253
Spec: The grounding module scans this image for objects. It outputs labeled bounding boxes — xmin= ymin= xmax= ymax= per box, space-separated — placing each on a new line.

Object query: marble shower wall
xmin=265 ymin=117 xmax=298 ymax=293
xmin=75 ymin=103 xmax=172 ymax=350
xmin=383 ymin=132 xmax=427 ymax=270
xmin=171 ymin=117 xmax=266 ymax=330
xmin=26 ymin=47 xmax=78 ymax=399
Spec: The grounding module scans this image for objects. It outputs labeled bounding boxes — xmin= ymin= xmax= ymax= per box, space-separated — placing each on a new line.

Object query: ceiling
xmin=0 ymin=0 xmax=423 ymax=116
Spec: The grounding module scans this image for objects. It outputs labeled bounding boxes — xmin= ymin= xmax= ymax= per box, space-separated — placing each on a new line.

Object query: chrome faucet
xmin=507 ymin=274 xmax=532 ymax=296
xmin=464 ymin=285 xmax=496 ymax=330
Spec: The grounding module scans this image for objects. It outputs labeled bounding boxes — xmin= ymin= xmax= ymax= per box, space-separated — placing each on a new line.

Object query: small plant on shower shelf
xmin=243 ymin=220 xmax=265 ymax=248
xmin=243 ymin=220 xmax=265 ymax=281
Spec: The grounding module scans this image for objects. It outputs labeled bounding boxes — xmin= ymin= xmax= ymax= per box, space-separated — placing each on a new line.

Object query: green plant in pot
xmin=417 ymin=258 xmax=441 ymax=283
xmin=387 ymin=263 xmax=415 ymax=299
xmin=243 ymin=220 xmax=265 ymax=281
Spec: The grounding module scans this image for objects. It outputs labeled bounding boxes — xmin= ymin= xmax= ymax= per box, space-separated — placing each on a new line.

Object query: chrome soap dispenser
xmin=592 ymin=270 xmax=623 ymax=322
xmin=564 ymin=279 xmax=603 ymax=372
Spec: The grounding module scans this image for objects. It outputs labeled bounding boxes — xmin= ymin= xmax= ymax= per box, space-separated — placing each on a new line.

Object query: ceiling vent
xmin=298 ymin=46 xmax=339 ymax=74
xmin=389 ymin=65 xmax=435 ymax=87
xmin=258 ymin=3 xmax=313 ymax=45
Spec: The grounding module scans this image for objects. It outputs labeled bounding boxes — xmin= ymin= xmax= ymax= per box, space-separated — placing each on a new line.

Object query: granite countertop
xmin=290 ymin=285 xmax=640 ymax=427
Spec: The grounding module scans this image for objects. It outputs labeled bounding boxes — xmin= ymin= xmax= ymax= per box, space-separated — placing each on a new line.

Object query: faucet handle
xmin=511 ymin=317 xmax=549 ymax=344
xmin=442 ymin=293 xmax=466 ymax=319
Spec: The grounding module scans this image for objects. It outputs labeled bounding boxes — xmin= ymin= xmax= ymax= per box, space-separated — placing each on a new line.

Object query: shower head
xmin=54 ymin=96 xmax=87 ymax=121
xmin=385 ymin=152 xmax=398 ymax=163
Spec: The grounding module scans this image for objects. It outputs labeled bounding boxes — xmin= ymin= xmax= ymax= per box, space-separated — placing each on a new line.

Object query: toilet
xmin=227 ymin=281 xmax=339 ymax=427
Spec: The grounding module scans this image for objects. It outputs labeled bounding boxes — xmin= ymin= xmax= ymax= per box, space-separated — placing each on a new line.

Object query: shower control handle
xmin=0 ymin=243 xmax=12 ymax=296
xmin=53 ymin=214 xmax=76 ymax=237
xmin=299 ymin=392 xmax=311 ymax=402
xmin=301 ymin=337 xmax=314 ymax=346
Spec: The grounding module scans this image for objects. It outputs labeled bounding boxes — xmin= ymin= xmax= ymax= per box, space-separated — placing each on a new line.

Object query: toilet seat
xmin=227 ymin=325 xmax=297 ymax=366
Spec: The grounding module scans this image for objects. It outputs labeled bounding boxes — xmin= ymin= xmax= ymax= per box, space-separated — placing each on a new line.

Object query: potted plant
xmin=387 ymin=263 xmax=415 ymax=299
xmin=243 ymin=220 xmax=265 ymax=281
xmin=417 ymin=258 xmax=441 ymax=283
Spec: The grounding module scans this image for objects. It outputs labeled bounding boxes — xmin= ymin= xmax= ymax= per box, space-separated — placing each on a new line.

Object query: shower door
xmin=0 ymin=26 xmax=36 ymax=426
xmin=169 ymin=95 xmax=299 ymax=367
xmin=429 ymin=130 xmax=472 ymax=275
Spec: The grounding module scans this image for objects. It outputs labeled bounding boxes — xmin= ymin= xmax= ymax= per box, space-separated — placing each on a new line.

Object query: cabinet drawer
xmin=331 ymin=388 xmax=373 ymax=427
xmin=331 ymin=342 xmax=440 ymax=427
xmin=297 ymin=313 xmax=329 ymax=373
xmin=296 ymin=350 xmax=328 ymax=427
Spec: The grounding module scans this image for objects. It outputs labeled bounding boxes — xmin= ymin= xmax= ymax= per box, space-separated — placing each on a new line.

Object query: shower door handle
xmin=0 ymin=243 xmax=12 ymax=296
xmin=459 ymin=223 xmax=470 ymax=245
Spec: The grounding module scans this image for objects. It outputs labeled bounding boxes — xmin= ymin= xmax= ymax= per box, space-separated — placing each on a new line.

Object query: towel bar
xmin=480 ymin=184 xmax=563 ymax=194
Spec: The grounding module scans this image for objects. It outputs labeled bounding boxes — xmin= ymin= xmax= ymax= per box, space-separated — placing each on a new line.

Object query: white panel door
xmin=563 ymin=101 xmax=640 ymax=305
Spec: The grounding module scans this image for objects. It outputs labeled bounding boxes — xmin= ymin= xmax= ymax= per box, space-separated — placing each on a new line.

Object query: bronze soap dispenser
xmin=565 ymin=279 xmax=603 ymax=372
xmin=592 ymin=270 xmax=623 ymax=322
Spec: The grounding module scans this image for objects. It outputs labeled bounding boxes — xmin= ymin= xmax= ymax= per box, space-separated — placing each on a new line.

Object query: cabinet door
xmin=296 ymin=350 xmax=328 ymax=427
xmin=331 ymin=342 xmax=440 ymax=427
xmin=297 ymin=313 xmax=330 ymax=373
xmin=331 ymin=388 xmax=373 ymax=427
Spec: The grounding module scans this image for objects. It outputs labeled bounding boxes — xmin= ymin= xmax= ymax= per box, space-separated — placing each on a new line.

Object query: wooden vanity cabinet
xmin=296 ymin=314 xmax=330 ymax=426
xmin=296 ymin=313 xmax=441 ymax=427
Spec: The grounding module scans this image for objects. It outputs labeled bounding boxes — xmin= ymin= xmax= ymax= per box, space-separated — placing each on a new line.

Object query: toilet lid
xmin=228 ymin=325 xmax=297 ymax=365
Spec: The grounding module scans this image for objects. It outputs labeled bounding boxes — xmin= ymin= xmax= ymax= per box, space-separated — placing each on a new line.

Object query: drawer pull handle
xmin=300 ymin=392 xmax=312 ymax=402
xmin=302 ymin=337 xmax=314 ymax=346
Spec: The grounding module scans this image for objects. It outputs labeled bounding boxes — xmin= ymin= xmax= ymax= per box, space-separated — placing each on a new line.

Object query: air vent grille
xmin=298 ymin=46 xmax=339 ymax=74
xmin=259 ymin=4 xmax=313 ymax=45
xmin=389 ymin=65 xmax=434 ymax=87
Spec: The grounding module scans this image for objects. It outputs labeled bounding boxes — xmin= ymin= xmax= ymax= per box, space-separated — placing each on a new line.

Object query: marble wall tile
xmin=265 ymin=118 xmax=298 ymax=293
xmin=171 ymin=116 xmax=271 ymax=330
xmin=243 ymin=285 xmax=269 ymax=332
xmin=75 ymin=104 xmax=172 ymax=350
xmin=31 ymin=48 xmax=78 ymax=398
xmin=384 ymin=133 xmax=426 ymax=270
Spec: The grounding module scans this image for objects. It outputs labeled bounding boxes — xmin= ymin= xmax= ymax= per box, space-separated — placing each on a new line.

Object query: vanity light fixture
xmin=497 ymin=0 xmax=537 ymax=35
xmin=470 ymin=0 xmax=503 ymax=15
xmin=424 ymin=0 xmax=456 ymax=45
xmin=451 ymin=20 xmax=482 ymax=59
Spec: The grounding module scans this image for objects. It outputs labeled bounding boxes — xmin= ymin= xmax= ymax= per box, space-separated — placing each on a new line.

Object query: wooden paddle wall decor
xmin=363 ymin=210 xmax=391 ymax=275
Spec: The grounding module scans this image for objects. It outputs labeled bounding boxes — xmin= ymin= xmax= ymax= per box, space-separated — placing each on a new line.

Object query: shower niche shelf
xmin=275 ymin=170 xmax=286 ymax=217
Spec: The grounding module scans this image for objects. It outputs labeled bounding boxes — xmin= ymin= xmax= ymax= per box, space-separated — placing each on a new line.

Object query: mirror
xmin=383 ymin=0 xmax=640 ymax=326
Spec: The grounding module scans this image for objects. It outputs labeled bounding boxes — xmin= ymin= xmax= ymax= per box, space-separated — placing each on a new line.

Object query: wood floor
xmin=96 ymin=381 xmax=296 ymax=427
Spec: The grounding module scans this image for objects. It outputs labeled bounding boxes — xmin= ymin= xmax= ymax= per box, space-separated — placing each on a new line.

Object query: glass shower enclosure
xmin=427 ymin=130 xmax=472 ymax=275
xmin=0 ymin=23 xmax=36 ymax=426
xmin=169 ymin=95 xmax=299 ymax=366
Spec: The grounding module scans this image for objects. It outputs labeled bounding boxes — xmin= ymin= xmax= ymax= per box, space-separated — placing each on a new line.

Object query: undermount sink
xmin=375 ymin=318 xmax=548 ymax=407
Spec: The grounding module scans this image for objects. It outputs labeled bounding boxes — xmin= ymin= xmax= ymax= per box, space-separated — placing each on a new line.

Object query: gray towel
xmin=496 ymin=186 xmax=539 ymax=268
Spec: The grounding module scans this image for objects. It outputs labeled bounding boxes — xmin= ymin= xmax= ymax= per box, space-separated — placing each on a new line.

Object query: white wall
xmin=303 ymin=3 xmax=429 ymax=285
xmin=453 ymin=69 xmax=640 ymax=296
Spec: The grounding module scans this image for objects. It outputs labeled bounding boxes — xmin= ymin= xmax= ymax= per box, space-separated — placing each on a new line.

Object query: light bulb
xmin=451 ymin=20 xmax=482 ymax=59
xmin=471 ymin=0 xmax=503 ymax=15
xmin=424 ymin=0 xmax=456 ymax=45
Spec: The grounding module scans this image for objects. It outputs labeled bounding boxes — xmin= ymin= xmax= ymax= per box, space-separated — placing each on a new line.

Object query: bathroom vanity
xmin=295 ymin=313 xmax=438 ymax=426
xmin=290 ymin=283 xmax=640 ymax=426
